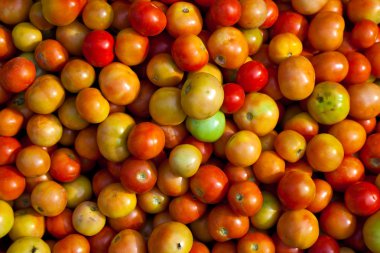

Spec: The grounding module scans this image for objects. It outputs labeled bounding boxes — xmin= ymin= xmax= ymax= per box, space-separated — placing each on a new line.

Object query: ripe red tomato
xmin=0 ymin=136 xmax=21 ymax=166
xmin=34 ymin=39 xmax=69 ymax=72
xmin=270 ymin=11 xmax=309 ymax=41
xmin=46 ymin=208 xmax=75 ymax=239
xmin=88 ymin=226 xmax=116 ymax=253
xmin=236 ymin=60 xmax=268 ymax=92
xmin=344 ymin=181 xmax=380 ymax=216
xmin=50 ymin=148 xmax=81 ymax=183
xmin=128 ymin=1 xmax=167 ymax=37
xmin=0 ymin=165 xmax=25 ymax=201
xmin=82 ymin=30 xmax=114 ymax=68
xmin=221 ymin=83 xmax=245 ymax=114
xmin=168 ymin=192 xmax=207 ymax=224
xmin=209 ymin=0 xmax=241 ymax=27
xmin=360 ymin=133 xmax=380 ymax=173
xmin=53 ymin=233 xmax=90 ymax=253
xmin=343 ymin=51 xmax=372 ymax=85
xmin=190 ymin=164 xmax=229 ymax=204
xmin=308 ymin=234 xmax=340 ymax=253
xmin=227 ymin=181 xmax=263 ymax=216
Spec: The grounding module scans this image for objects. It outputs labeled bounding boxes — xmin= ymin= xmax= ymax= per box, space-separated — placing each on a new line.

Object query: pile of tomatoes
xmin=1 ymin=0 xmax=380 ymax=252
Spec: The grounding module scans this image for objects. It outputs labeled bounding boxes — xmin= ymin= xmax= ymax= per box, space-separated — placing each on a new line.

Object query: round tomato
xmin=0 ymin=165 xmax=25 ymax=201
xmin=345 ymin=181 xmax=380 ymax=216
xmin=82 ymin=30 xmax=114 ymax=68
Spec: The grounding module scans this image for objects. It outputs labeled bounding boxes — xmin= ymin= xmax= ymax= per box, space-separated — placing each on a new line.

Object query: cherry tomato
xmin=82 ymin=30 xmax=114 ymax=68
xmin=236 ymin=60 xmax=268 ymax=92
xmin=344 ymin=181 xmax=380 ymax=216
xmin=221 ymin=83 xmax=245 ymax=114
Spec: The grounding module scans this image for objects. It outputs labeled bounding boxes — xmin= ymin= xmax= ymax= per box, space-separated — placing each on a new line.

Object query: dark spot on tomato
xmin=31 ymin=246 xmax=38 ymax=253
xmin=235 ymin=193 xmax=243 ymax=202
xmin=177 ymin=242 xmax=183 ymax=249
xmin=182 ymin=7 xmax=189 ymax=13
xmin=251 ymin=243 xmax=259 ymax=251
xmin=246 ymin=112 xmax=253 ymax=120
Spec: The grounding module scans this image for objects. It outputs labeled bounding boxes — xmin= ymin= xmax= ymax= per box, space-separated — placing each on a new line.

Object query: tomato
xmin=308 ymin=11 xmax=345 ymax=51
xmin=108 ymin=229 xmax=146 ymax=253
xmin=137 ymin=186 xmax=170 ymax=214
xmin=0 ymin=165 xmax=25 ymax=201
xmin=0 ymin=200 xmax=14 ymax=238
xmin=190 ymin=164 xmax=228 ymax=204
xmin=346 ymin=0 xmax=380 ymax=24
xmin=0 ymin=136 xmax=21 ymax=166
xmin=186 ymin=111 xmax=226 ymax=143
xmin=348 ymin=82 xmax=380 ymax=120
xmin=225 ymin=130 xmax=262 ymax=167
xmin=56 ymin=20 xmax=90 ymax=57
xmin=236 ymin=60 xmax=268 ymax=92
xmin=320 ymin=201 xmax=357 ymax=240
xmin=0 ymin=57 xmax=36 ymax=93
xmin=237 ymin=231 xmax=275 ymax=253
xmin=0 ymin=0 xmax=32 ymax=25
xmin=6 ymin=237 xmax=50 ymax=253
xmin=274 ymin=130 xmax=306 ymax=163
xmin=207 ymin=204 xmax=249 ymax=242
xmin=157 ymin=159 xmax=189 ymax=197
xmin=82 ymin=30 xmax=114 ymax=68
xmin=209 ymin=0 xmax=241 ymax=27
xmin=31 ymin=180 xmax=67 ymax=217
xmin=270 ymin=11 xmax=309 ymax=41
xmin=365 ymin=42 xmax=380 ymax=78
xmin=252 ymin=150 xmax=284 ymax=184
xmin=8 ymin=208 xmax=44 ymax=240
xmin=92 ymin=169 xmax=117 ymax=197
xmin=148 ymin=221 xmax=193 ymax=253
xmin=238 ymin=0 xmax=267 ymax=29
xmin=115 ymin=28 xmax=149 ymax=67
xmin=82 ymin=0 xmax=113 ymax=30
xmin=250 ymin=191 xmax=281 ymax=230
xmin=0 ymin=107 xmax=23 ymax=137
xmin=63 ymin=175 xmax=92 ymax=209
xmin=25 ymin=173 xmax=52 ymax=193
xmin=233 ymin=92 xmax=279 ymax=136
xmin=149 ymin=87 xmax=187 ymax=126
xmin=34 ymin=39 xmax=69 ymax=73
xmin=283 ymin=112 xmax=318 ymax=141
xmin=53 ymin=233 xmax=90 ymax=253
xmin=307 ymin=178 xmax=333 ymax=214
xmin=41 ymin=0 xmax=84 ymax=26
xmin=212 ymin=241 xmax=237 ymax=253
xmin=146 ymin=53 xmax=184 ymax=87
xmin=260 ymin=0 xmax=278 ymax=29
xmin=11 ymin=22 xmax=42 ymax=52
xmin=72 ymin=201 xmax=106 ymax=237
xmin=111 ymin=1 xmax=131 ymax=31
xmin=276 ymin=209 xmax=319 ymax=249
xmin=227 ymin=181 xmax=262 ymax=216
xmin=76 ymin=88 xmax=110 ymax=124
xmin=29 ymin=2 xmax=53 ymax=31
xmin=16 ymin=145 xmax=50 ymax=178
xmin=169 ymin=192 xmax=207 ymax=224
xmin=165 ymin=1 xmax=203 ymax=37
xmin=169 ymin=144 xmax=202 ymax=178
xmin=221 ymin=83 xmax=245 ymax=114
xmin=26 ymin=115 xmax=63 ymax=148
xmin=271 ymin=233 xmax=303 ymax=253
xmin=88 ymin=226 xmax=116 ymax=253
xmin=182 ymin=136 xmax=213 ymax=164
xmin=46 ymin=208 xmax=75 ymax=239
xmin=343 ymin=51 xmax=372 ymax=85
xmin=344 ymin=181 xmax=380 ymax=216
xmin=360 ymin=133 xmax=380 ymax=173
xmin=181 ymin=72 xmax=224 ymax=119
xmin=308 ymin=234 xmax=339 ymax=253
xmin=268 ymin=33 xmax=302 ymax=64
xmin=172 ymin=34 xmax=209 ymax=72
xmin=207 ymin=27 xmax=249 ymax=69
xmin=60 ymin=59 xmax=95 ymax=93
xmin=363 ymin=210 xmax=380 ymax=252
xmin=310 ymin=51 xmax=348 ymax=83
xmin=351 ymin=19 xmax=378 ymax=49
xmin=189 ymin=241 xmax=210 ymax=253
xmin=277 ymin=55 xmax=315 ymax=101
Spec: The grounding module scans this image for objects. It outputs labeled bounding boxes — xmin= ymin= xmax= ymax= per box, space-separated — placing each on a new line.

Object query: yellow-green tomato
xmin=186 ymin=111 xmax=226 ymax=143
xmin=181 ymin=72 xmax=224 ymax=120
xmin=6 ymin=236 xmax=50 ymax=253
xmin=250 ymin=191 xmax=281 ymax=230
xmin=0 ymin=200 xmax=14 ymax=238
xmin=363 ymin=210 xmax=380 ymax=253
xmin=9 ymin=208 xmax=45 ymax=241
xmin=63 ymin=175 xmax=92 ymax=209
xmin=307 ymin=81 xmax=350 ymax=125
xmin=72 ymin=201 xmax=106 ymax=236
xmin=97 ymin=112 xmax=135 ymax=162
xmin=97 ymin=183 xmax=137 ymax=219
xmin=11 ymin=22 xmax=42 ymax=52
xmin=169 ymin=144 xmax=202 ymax=178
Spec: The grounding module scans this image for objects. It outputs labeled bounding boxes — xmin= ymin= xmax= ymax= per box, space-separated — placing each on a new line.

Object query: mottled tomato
xmin=27 ymin=114 xmax=63 ymax=147
xmin=172 ymin=34 xmax=209 ymax=72
xmin=190 ymin=164 xmax=229 ymax=204
xmin=72 ymin=201 xmax=106 ymax=237
xmin=157 ymin=159 xmax=189 ymax=197
xmin=207 ymin=26 xmax=249 ymax=69
xmin=252 ymin=150 xmax=285 ymax=184
xmin=0 ymin=56 xmax=36 ymax=93
xmin=250 ymin=191 xmax=281 ymax=230
xmin=182 ymin=136 xmax=213 ymax=164
xmin=148 ymin=221 xmax=193 ymax=253
xmin=360 ymin=133 xmax=380 ymax=173
xmin=128 ymin=1 xmax=166 ymax=37
xmin=346 ymin=0 xmax=380 ymax=24
xmin=169 ymin=144 xmax=202 ymax=178
xmin=319 ymin=201 xmax=357 ymax=240
xmin=137 ymin=186 xmax=170 ymax=214
xmin=227 ymin=181 xmax=262 ymax=216
xmin=115 ymin=28 xmax=148 ymax=67
xmin=76 ymin=88 xmax=110 ymax=124
xmin=82 ymin=30 xmax=114 ymax=68
xmin=60 ymin=59 xmax=95 ymax=93
xmin=277 ymin=209 xmax=319 ymax=249
xmin=49 ymin=148 xmax=80 ymax=183
xmin=233 ymin=92 xmax=279 ymax=136
xmin=274 ymin=130 xmax=306 ymax=163
xmin=268 ymin=33 xmax=303 ymax=64
xmin=63 ymin=176 xmax=93 ymax=209
xmin=283 ymin=112 xmax=319 ymax=141
xmin=34 ymin=39 xmax=69 ymax=72
xmin=56 ymin=20 xmax=90 ymax=57
xmin=345 ymin=181 xmax=380 ymax=216
xmin=207 ymin=204 xmax=249 ymax=242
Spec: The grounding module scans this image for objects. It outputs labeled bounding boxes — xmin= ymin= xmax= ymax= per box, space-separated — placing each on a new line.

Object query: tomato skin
xmin=363 ymin=210 xmax=380 ymax=253
xmin=53 ymin=233 xmax=90 ymax=253
xmin=207 ymin=204 xmax=250 ymax=242
xmin=169 ymin=192 xmax=207 ymax=224
xmin=34 ymin=39 xmax=69 ymax=72
xmin=270 ymin=11 xmax=309 ymax=41
xmin=237 ymin=231 xmax=275 ymax=253
xmin=360 ymin=133 xmax=380 ymax=173
xmin=227 ymin=181 xmax=263 ymax=216
xmin=41 ymin=0 xmax=84 ymax=26
xmin=236 ymin=60 xmax=268 ymax=92
xmin=365 ymin=42 xmax=380 ymax=78
xmin=343 ymin=51 xmax=372 ymax=85
xmin=0 ymin=165 xmax=25 ymax=201
xmin=82 ymin=30 xmax=114 ymax=68
xmin=190 ymin=165 xmax=229 ymax=204
xmin=308 ymin=234 xmax=339 ymax=253
xmin=50 ymin=148 xmax=81 ymax=183
xmin=209 ymin=0 xmax=241 ymax=27
xmin=344 ymin=181 xmax=380 ymax=216
xmin=0 ymin=56 xmax=36 ymax=93
xmin=128 ymin=1 xmax=167 ymax=37
xmin=0 ymin=136 xmax=21 ymax=166
xmin=221 ymin=83 xmax=245 ymax=114
xmin=46 ymin=208 xmax=75 ymax=239
xmin=109 ymin=229 xmax=146 ymax=253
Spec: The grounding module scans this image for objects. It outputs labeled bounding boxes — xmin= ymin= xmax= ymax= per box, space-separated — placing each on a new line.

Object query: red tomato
xmin=351 ymin=19 xmax=378 ymax=49
xmin=360 ymin=133 xmax=380 ymax=173
xmin=343 ymin=51 xmax=372 ymax=85
xmin=50 ymin=148 xmax=81 ymax=183
xmin=127 ymin=122 xmax=166 ymax=160
xmin=82 ymin=30 xmax=115 ymax=68
xmin=344 ymin=181 xmax=380 ymax=216
xmin=190 ymin=164 xmax=229 ymax=204
xmin=365 ymin=42 xmax=380 ymax=78
xmin=308 ymin=234 xmax=339 ymax=253
xmin=53 ymin=233 xmax=90 ymax=253
xmin=46 ymin=208 xmax=75 ymax=239
xmin=128 ymin=1 xmax=167 ymax=37
xmin=260 ymin=0 xmax=279 ymax=29
xmin=0 ymin=136 xmax=21 ymax=166
xmin=236 ymin=60 xmax=268 ymax=92
xmin=0 ymin=165 xmax=25 ymax=201
xmin=182 ymin=135 xmax=213 ymax=164
xmin=209 ymin=0 xmax=241 ymax=27
xmin=227 ymin=181 xmax=262 ymax=216
xmin=168 ymin=192 xmax=207 ymax=224
xmin=221 ymin=83 xmax=245 ymax=114
xmin=270 ymin=11 xmax=309 ymax=41
xmin=237 ymin=231 xmax=275 ymax=253
xmin=34 ymin=39 xmax=69 ymax=72
xmin=88 ymin=226 xmax=116 ymax=253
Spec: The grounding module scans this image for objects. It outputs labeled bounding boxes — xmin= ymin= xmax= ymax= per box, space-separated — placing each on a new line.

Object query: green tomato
xmin=0 ymin=200 xmax=14 ymax=238
xmin=250 ymin=191 xmax=281 ymax=230
xmin=307 ymin=81 xmax=350 ymax=125
xmin=363 ymin=210 xmax=380 ymax=252
xmin=186 ymin=111 xmax=226 ymax=143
